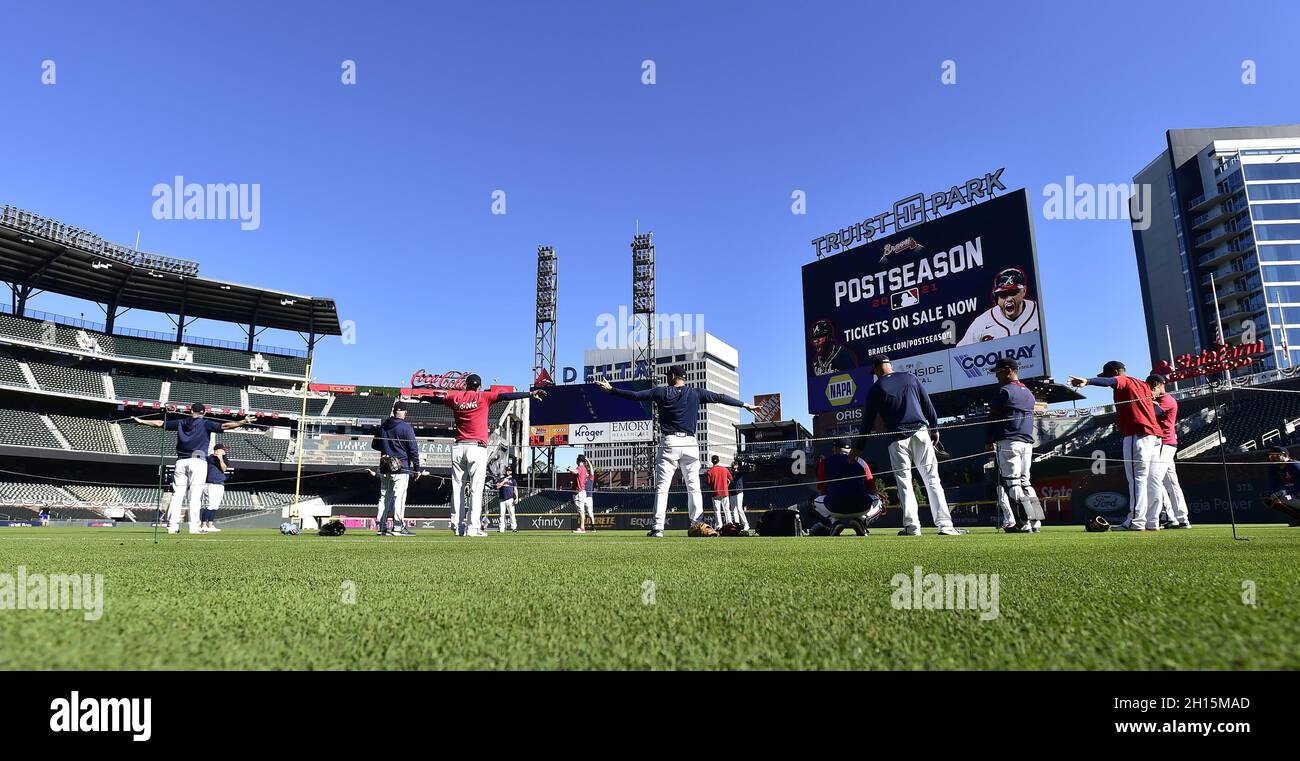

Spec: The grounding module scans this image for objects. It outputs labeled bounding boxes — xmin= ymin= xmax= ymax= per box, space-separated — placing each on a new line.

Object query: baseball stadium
xmin=2 ymin=178 xmax=1299 ymax=672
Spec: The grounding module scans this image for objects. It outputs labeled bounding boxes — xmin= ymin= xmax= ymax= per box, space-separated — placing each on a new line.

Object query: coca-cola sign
xmin=410 ymin=369 xmax=470 ymax=390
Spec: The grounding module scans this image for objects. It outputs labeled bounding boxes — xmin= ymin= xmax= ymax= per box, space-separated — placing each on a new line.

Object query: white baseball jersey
xmin=957 ymin=299 xmax=1039 ymax=346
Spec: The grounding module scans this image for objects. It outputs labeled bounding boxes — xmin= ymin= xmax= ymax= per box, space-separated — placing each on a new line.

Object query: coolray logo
xmin=49 ymin=691 xmax=151 ymax=742
xmin=0 ymin=566 xmax=103 ymax=621
xmin=531 ymin=517 xmax=565 ymax=529
xmin=953 ymin=344 xmax=1036 ymax=379
xmin=825 ymin=373 xmax=856 ymax=407
xmin=571 ymin=424 xmax=609 ymax=444
xmin=890 ymin=565 xmax=1000 ymax=621
xmin=151 ymin=176 xmax=260 ymax=231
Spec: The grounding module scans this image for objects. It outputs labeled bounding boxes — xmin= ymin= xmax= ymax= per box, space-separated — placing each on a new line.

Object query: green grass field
xmin=1 ymin=525 xmax=1298 ymax=670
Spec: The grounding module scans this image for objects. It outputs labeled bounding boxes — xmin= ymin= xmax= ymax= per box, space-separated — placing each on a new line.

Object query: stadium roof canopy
xmin=0 ymin=205 xmax=340 ymax=337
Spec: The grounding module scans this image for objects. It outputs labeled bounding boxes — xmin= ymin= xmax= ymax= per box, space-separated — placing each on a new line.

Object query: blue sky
xmin=2 ymin=0 xmax=1298 ymax=425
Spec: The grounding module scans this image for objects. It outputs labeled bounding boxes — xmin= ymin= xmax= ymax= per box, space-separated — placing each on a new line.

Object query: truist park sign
xmin=409 ymin=369 xmax=470 ymax=390
xmin=811 ymin=168 xmax=1007 ymax=258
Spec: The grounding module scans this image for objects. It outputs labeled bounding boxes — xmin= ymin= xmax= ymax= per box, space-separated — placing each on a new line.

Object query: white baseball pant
xmin=731 ymin=492 xmax=748 ymax=529
xmin=1122 ymin=434 xmax=1163 ymax=529
xmin=204 ymin=483 xmax=225 ymax=517
xmin=1157 ymin=444 xmax=1189 ymax=525
xmin=168 ymin=456 xmax=208 ymax=533
xmin=498 ymin=498 xmax=516 ymax=532
xmin=378 ymin=472 xmax=410 ymax=531
xmin=887 ymin=428 xmax=953 ymax=532
xmin=653 ymin=433 xmax=703 ymax=532
xmin=451 ymin=443 xmax=488 ymax=533
xmin=712 ymin=496 xmax=733 ymax=527
xmin=994 ymin=440 xmax=1039 ymax=529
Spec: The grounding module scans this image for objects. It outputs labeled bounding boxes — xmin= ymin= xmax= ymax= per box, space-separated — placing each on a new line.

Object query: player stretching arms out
xmin=427 ymin=374 xmax=546 ymax=537
xmin=1069 ymin=361 xmax=1163 ymax=531
xmin=595 ymin=366 xmax=760 ymax=537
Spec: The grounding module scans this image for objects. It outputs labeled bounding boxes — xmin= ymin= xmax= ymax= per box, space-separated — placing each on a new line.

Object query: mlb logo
xmin=891 ymin=288 xmax=920 ymax=310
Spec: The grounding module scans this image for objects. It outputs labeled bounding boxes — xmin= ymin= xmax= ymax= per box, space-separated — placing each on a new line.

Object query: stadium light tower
xmin=631 ymin=232 xmax=657 ymax=488
xmin=533 ymin=245 xmax=558 ymax=488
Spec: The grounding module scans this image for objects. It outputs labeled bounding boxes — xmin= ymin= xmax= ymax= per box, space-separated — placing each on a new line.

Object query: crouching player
xmin=802 ymin=438 xmax=886 ymax=535
xmin=1262 ymin=446 xmax=1300 ymax=526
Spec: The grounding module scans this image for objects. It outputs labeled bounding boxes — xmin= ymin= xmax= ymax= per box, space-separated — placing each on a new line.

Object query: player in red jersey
xmin=1069 ymin=360 xmax=1163 ymax=531
xmin=428 ymin=374 xmax=545 ymax=536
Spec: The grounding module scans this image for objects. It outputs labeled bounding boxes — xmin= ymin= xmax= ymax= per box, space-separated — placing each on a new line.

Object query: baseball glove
xmin=1085 ymin=516 xmax=1110 ymax=533
xmin=688 ymin=521 xmax=718 ymax=537
xmin=719 ymin=522 xmax=742 ymax=537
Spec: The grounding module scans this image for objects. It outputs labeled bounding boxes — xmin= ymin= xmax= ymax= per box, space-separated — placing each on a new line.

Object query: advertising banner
xmin=802 ymin=189 xmax=1046 ymax=413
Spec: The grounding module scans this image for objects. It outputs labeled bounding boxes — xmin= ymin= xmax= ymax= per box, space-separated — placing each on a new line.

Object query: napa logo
xmin=825 ymin=373 xmax=856 ymax=407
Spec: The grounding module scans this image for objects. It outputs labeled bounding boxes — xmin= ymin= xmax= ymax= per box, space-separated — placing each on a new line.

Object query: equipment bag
xmin=757 ymin=508 xmax=801 ymax=537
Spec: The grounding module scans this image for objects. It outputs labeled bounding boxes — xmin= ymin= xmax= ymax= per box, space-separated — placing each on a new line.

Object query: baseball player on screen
xmin=957 ymin=267 xmax=1040 ymax=346
xmin=810 ymin=319 xmax=859 ymax=375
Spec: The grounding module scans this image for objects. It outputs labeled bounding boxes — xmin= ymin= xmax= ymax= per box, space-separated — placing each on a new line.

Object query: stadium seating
xmin=121 ymin=424 xmax=177 ymax=456
xmin=0 ymin=481 xmax=74 ymax=503
xmin=325 ymin=394 xmax=401 ymax=418
xmin=0 ymin=312 xmax=45 ymax=342
xmin=63 ymin=485 xmax=123 ymax=503
xmin=112 ymin=374 xmax=164 ymax=403
xmin=119 ymin=486 xmax=162 ymax=504
xmin=112 ymin=335 xmax=178 ymax=362
xmin=257 ymin=491 xmax=319 ymax=506
xmin=27 ymin=361 xmax=107 ymax=398
xmin=167 ymin=380 xmax=242 ymax=410
xmin=265 ymin=354 xmax=309 ymax=376
xmin=217 ymin=432 xmax=290 ymax=462
xmin=49 ymin=414 xmax=119 ymax=453
xmin=247 ymin=392 xmax=328 ymax=416
xmin=0 ymin=407 xmax=62 ymax=448
xmin=0 ymin=355 xmax=30 ymax=387
xmin=189 ymin=344 xmax=259 ymax=371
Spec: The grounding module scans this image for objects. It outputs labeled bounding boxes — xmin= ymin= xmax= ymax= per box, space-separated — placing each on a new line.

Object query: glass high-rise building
xmin=1133 ymin=125 xmax=1300 ymax=377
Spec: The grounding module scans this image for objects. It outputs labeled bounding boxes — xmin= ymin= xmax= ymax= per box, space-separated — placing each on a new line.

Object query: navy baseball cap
xmin=1146 ymin=374 xmax=1167 ymax=386
xmin=190 ymin=402 xmax=206 ymax=413
xmin=1271 ymin=446 xmax=1289 ymax=455
xmin=213 ymin=442 xmax=227 ymax=451
xmin=988 ymin=357 xmax=1020 ymax=373
xmin=869 ymin=354 xmax=890 ymax=366
xmin=666 ymin=365 xmax=687 ymax=379
xmin=392 ymin=401 xmax=408 ymax=412
xmin=1100 ymin=360 xmax=1126 ymax=376
xmin=832 ymin=437 xmax=852 ymax=449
